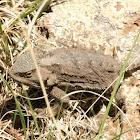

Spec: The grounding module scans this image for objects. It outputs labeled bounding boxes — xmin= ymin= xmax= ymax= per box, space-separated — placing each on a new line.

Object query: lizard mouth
xmin=11 ymin=72 xmax=40 ymax=88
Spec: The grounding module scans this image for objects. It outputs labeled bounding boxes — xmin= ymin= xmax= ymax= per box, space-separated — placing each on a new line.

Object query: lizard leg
xmin=50 ymin=87 xmax=70 ymax=103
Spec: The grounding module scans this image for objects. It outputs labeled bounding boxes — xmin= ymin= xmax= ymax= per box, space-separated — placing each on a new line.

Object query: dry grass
xmin=0 ymin=0 xmax=139 ymax=140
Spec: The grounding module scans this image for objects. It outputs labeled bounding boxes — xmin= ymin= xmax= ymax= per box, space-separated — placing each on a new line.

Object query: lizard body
xmin=9 ymin=47 xmax=139 ymax=104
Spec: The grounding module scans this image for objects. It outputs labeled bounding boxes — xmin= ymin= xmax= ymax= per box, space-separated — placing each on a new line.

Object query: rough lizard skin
xmin=9 ymin=47 xmax=139 ymax=104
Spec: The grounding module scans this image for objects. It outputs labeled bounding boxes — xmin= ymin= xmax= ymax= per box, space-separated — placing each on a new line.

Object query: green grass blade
xmin=10 ymin=0 xmax=41 ymax=26
xmin=5 ymin=37 xmax=10 ymax=64
xmin=20 ymin=0 xmax=40 ymax=19
xmin=23 ymin=87 xmax=42 ymax=140
xmin=13 ymin=108 xmax=18 ymax=128
xmin=12 ymin=34 xmax=24 ymax=54
xmin=23 ymin=41 xmax=27 ymax=49
xmin=111 ymin=128 xmax=136 ymax=140
xmin=97 ymin=31 xmax=140 ymax=139
xmin=0 ymin=19 xmax=3 ymax=35
xmin=0 ymin=75 xmax=27 ymax=139
xmin=38 ymin=0 xmax=51 ymax=18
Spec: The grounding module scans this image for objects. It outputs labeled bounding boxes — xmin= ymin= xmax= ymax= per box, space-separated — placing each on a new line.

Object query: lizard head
xmin=9 ymin=50 xmax=58 ymax=88
xmin=9 ymin=51 xmax=41 ymax=88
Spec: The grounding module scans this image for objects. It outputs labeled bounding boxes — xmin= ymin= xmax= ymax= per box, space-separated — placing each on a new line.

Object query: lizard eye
xmin=19 ymin=72 xmax=32 ymax=78
xmin=25 ymin=72 xmax=32 ymax=78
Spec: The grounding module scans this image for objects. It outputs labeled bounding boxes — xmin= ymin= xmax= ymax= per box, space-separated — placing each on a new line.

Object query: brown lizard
xmin=9 ymin=47 xmax=139 ymax=111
